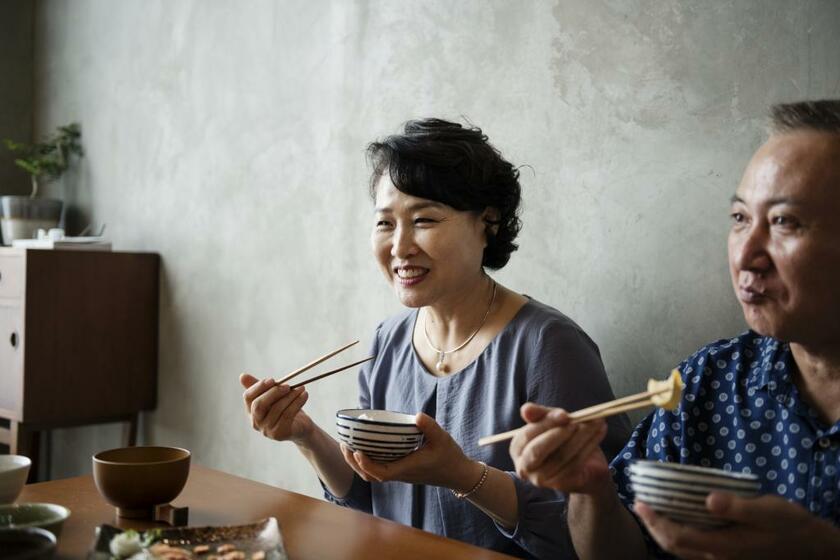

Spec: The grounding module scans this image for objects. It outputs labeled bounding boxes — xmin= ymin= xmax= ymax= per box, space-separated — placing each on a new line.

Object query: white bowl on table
xmin=335 ymin=409 xmax=424 ymax=463
xmin=629 ymin=460 xmax=761 ymax=527
xmin=0 ymin=455 xmax=32 ymax=504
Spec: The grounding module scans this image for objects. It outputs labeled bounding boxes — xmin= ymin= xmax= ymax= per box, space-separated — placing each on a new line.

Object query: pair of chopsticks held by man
xmin=241 ymin=100 xmax=840 ymax=559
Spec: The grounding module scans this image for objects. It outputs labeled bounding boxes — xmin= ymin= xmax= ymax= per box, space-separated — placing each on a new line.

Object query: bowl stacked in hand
xmin=336 ymin=409 xmax=424 ymax=462
xmin=629 ymin=460 xmax=761 ymax=527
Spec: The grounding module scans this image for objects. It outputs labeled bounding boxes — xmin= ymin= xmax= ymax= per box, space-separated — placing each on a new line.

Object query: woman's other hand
xmin=240 ymin=373 xmax=314 ymax=444
xmin=339 ymin=412 xmax=482 ymax=491
xmin=509 ymin=403 xmax=611 ymax=494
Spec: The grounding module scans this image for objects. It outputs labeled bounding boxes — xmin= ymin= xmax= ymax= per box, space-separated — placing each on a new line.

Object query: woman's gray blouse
xmin=323 ymin=299 xmax=631 ymax=559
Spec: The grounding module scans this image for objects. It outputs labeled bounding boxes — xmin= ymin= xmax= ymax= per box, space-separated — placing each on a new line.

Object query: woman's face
xmin=371 ymin=174 xmax=489 ymax=309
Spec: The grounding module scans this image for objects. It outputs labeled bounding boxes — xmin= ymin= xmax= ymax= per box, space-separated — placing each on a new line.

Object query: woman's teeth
xmin=397 ymin=268 xmax=426 ymax=278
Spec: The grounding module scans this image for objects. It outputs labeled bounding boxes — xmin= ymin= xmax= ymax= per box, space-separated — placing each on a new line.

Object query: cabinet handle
xmin=9 ymin=332 xmax=17 ymax=348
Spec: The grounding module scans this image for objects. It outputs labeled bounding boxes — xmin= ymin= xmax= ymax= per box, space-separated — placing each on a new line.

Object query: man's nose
xmin=391 ymin=225 xmax=417 ymax=259
xmin=732 ymin=222 xmax=772 ymax=272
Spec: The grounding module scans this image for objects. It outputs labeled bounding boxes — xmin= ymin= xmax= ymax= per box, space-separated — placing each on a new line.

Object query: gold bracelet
xmin=452 ymin=461 xmax=488 ymax=500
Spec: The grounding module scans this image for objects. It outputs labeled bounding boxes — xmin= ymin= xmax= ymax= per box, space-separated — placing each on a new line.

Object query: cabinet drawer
xmin=0 ymin=255 xmax=25 ymax=299
xmin=0 ymin=303 xmax=23 ymax=418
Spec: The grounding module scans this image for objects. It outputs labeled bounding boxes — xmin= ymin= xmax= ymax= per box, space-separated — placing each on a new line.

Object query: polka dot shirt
xmin=610 ymin=330 xmax=840 ymax=553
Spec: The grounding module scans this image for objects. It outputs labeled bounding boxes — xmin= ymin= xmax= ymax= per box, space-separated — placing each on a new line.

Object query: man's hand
xmin=636 ymin=492 xmax=840 ymax=560
xmin=509 ymin=402 xmax=611 ymax=494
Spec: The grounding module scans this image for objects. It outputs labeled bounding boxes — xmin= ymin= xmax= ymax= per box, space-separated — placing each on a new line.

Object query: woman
xmin=241 ymin=118 xmax=630 ymax=558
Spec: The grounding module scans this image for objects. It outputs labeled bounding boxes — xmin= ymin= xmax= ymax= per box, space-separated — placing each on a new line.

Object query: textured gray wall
xmin=29 ymin=1 xmax=840 ymax=497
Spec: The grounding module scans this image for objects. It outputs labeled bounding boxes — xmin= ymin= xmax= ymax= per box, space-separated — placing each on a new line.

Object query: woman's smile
xmin=394 ymin=266 xmax=429 ymax=286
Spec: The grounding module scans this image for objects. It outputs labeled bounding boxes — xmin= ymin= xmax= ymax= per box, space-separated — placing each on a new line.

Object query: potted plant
xmin=2 ymin=123 xmax=83 ymax=245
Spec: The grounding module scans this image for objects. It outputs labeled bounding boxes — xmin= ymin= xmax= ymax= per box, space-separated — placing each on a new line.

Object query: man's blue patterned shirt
xmin=610 ymin=330 xmax=840 ymax=552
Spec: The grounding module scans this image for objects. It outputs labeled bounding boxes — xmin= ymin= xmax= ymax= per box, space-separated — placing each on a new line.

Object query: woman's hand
xmin=340 ymin=413 xmax=482 ymax=491
xmin=240 ymin=373 xmax=314 ymax=445
xmin=635 ymin=493 xmax=840 ymax=560
xmin=509 ymin=402 xmax=611 ymax=494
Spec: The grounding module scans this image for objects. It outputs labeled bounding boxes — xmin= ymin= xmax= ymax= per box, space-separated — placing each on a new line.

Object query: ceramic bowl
xmin=0 ymin=527 xmax=57 ymax=560
xmin=629 ymin=460 xmax=761 ymax=526
xmin=0 ymin=455 xmax=32 ymax=504
xmin=0 ymin=503 xmax=70 ymax=537
xmin=336 ymin=409 xmax=424 ymax=462
xmin=92 ymin=446 xmax=191 ymax=519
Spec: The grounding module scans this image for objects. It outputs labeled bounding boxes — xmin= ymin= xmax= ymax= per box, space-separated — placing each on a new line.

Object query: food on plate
xmin=109 ymin=530 xmax=144 ymax=558
xmin=108 ymin=531 xmax=254 ymax=560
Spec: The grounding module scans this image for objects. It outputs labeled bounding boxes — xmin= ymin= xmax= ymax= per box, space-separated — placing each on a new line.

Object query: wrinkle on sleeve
xmin=320 ymin=325 xmax=382 ymax=513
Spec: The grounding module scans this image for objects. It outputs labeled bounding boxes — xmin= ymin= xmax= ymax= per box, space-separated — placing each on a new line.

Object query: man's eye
xmin=414 ymin=217 xmax=436 ymax=225
xmin=375 ymin=220 xmax=392 ymax=228
xmin=730 ymin=212 xmax=746 ymax=224
xmin=771 ymin=215 xmax=799 ymax=228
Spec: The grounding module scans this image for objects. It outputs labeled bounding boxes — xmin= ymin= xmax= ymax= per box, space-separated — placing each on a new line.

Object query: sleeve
xmin=494 ymin=475 xmax=576 ymax=559
xmin=494 ymin=319 xmax=633 ymax=559
xmin=321 ymin=326 xmax=381 ymax=512
xmin=527 ymin=320 xmax=633 ymax=459
xmin=608 ymin=357 xmax=696 ymax=560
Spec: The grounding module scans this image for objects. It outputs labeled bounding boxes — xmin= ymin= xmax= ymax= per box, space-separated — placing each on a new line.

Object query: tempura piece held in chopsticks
xmin=647 ymin=369 xmax=684 ymax=410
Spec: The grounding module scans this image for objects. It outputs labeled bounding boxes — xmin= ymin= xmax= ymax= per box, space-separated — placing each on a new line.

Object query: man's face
xmin=728 ymin=130 xmax=840 ymax=346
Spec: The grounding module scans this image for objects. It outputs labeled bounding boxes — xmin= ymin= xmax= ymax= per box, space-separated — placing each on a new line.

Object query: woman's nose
xmin=731 ymin=223 xmax=772 ymax=272
xmin=391 ymin=226 xmax=417 ymax=259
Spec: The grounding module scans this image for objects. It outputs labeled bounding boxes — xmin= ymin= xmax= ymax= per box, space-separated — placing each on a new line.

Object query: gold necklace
xmin=422 ymin=280 xmax=497 ymax=373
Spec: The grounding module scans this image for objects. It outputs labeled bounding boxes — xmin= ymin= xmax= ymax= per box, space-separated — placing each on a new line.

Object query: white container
xmin=0 ymin=455 xmax=32 ymax=504
xmin=336 ymin=409 xmax=424 ymax=462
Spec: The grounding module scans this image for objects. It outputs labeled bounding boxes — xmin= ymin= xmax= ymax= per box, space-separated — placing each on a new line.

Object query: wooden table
xmin=19 ymin=465 xmax=516 ymax=559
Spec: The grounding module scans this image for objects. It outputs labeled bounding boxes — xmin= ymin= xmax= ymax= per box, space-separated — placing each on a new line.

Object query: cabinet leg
xmin=123 ymin=413 xmax=139 ymax=447
xmin=10 ymin=422 xmax=41 ymax=483
xmin=8 ymin=421 xmax=19 ymax=454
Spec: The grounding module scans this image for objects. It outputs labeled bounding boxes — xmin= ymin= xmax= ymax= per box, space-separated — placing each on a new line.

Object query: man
xmin=509 ymin=100 xmax=840 ymax=559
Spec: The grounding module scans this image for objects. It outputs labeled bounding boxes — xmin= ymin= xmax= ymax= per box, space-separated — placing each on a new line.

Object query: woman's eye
xmin=730 ymin=212 xmax=746 ymax=224
xmin=414 ymin=217 xmax=436 ymax=225
xmin=375 ymin=220 xmax=392 ymax=228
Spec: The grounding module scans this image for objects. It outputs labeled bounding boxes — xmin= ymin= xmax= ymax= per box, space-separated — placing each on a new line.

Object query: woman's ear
xmin=482 ymin=207 xmax=501 ymax=237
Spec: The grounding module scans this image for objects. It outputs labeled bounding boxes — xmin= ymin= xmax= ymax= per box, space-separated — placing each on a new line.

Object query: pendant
xmin=436 ymin=351 xmax=447 ymax=373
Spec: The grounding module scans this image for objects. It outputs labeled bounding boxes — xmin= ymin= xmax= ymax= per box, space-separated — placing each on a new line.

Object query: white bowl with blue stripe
xmin=336 ymin=409 xmax=424 ymax=462
xmin=629 ymin=460 xmax=761 ymax=527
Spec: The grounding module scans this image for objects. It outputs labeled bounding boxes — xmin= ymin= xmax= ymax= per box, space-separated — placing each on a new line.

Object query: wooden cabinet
xmin=0 ymin=248 xmax=159 ymax=481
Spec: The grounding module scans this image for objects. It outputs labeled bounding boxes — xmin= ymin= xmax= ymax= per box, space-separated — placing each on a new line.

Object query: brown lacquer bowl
xmin=92 ymin=446 xmax=191 ymax=519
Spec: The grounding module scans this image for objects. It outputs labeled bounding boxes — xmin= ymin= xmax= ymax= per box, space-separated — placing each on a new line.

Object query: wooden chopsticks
xmin=289 ymin=356 xmax=374 ymax=389
xmin=477 ymin=386 xmax=671 ymax=447
xmin=275 ymin=340 xmax=360 ymax=385
xmin=270 ymin=339 xmax=374 ymax=390
xmin=568 ymin=388 xmax=666 ymax=423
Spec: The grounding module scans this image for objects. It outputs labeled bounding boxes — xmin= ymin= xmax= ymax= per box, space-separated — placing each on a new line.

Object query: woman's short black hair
xmin=367 ymin=118 xmax=522 ymax=270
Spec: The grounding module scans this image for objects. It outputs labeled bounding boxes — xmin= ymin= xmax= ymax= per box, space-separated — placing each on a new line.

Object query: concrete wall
xmin=28 ymin=0 xmax=840 ymax=496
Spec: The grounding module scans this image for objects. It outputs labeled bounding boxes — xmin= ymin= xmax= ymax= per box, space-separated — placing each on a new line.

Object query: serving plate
xmin=88 ymin=517 xmax=287 ymax=559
